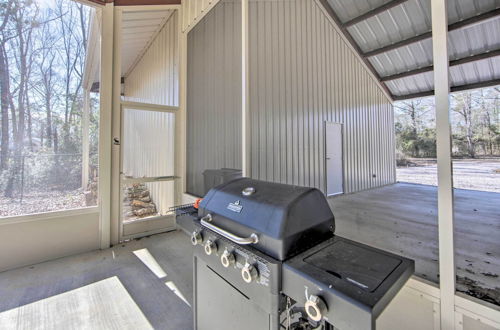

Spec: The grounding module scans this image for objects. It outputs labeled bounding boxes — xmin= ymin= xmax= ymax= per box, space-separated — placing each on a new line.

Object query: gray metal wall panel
xmin=186 ymin=0 xmax=395 ymax=196
xmin=247 ymin=0 xmax=395 ymax=194
xmin=186 ymin=0 xmax=242 ymax=197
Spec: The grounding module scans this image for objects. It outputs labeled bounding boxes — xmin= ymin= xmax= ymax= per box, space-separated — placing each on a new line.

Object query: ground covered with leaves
xmin=0 ymin=189 xmax=89 ymax=217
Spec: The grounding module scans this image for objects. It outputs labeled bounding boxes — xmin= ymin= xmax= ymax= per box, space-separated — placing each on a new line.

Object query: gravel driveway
xmin=397 ymin=159 xmax=500 ymax=193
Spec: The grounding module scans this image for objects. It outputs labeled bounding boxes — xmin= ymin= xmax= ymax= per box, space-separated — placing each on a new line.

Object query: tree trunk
xmin=0 ymin=43 xmax=9 ymax=170
xmin=53 ymin=125 xmax=59 ymax=154
xmin=40 ymin=122 xmax=44 ymax=148
xmin=464 ymin=95 xmax=475 ymax=158
xmin=45 ymin=86 xmax=53 ymax=147
xmin=9 ymin=97 xmax=17 ymax=139
xmin=26 ymin=88 xmax=33 ymax=151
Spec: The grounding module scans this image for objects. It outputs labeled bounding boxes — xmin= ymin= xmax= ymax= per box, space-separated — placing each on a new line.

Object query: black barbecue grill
xmin=176 ymin=178 xmax=414 ymax=330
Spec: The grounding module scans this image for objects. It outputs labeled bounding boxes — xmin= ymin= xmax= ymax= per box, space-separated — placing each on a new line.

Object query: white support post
xmin=98 ymin=3 xmax=114 ymax=249
xmin=431 ymin=1 xmax=455 ymax=329
xmin=241 ymin=0 xmax=250 ymax=177
xmin=81 ymin=89 xmax=90 ymax=189
xmin=177 ymin=9 xmax=187 ymax=205
xmin=111 ymin=7 xmax=122 ymax=244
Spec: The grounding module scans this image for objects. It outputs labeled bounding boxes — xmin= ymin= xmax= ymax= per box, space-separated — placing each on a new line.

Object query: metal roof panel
xmin=325 ymin=0 xmax=500 ymax=98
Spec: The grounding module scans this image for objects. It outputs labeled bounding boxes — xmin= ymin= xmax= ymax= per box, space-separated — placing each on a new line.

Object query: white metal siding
xmin=186 ymin=0 xmax=242 ymax=197
xmin=123 ymin=12 xmax=179 ymax=213
xmin=182 ymin=0 xmax=222 ymax=33
xmin=121 ymin=9 xmax=174 ymax=77
xmin=122 ymin=109 xmax=175 ymax=215
xmin=125 ymin=12 xmax=179 ymax=107
xmin=247 ymin=0 xmax=395 ymax=193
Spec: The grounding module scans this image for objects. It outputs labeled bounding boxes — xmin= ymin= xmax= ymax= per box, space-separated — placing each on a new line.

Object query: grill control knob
xmin=241 ymin=263 xmax=259 ymax=283
xmin=191 ymin=231 xmax=203 ymax=246
xmin=204 ymin=240 xmax=217 ymax=255
xmin=220 ymin=250 xmax=235 ymax=268
xmin=305 ymin=295 xmax=327 ymax=322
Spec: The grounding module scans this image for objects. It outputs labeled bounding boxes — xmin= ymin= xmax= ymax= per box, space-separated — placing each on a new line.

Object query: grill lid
xmin=198 ymin=178 xmax=335 ymax=260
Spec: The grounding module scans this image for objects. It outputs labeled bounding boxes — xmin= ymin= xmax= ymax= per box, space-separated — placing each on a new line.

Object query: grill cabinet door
xmin=195 ymin=258 xmax=270 ymax=330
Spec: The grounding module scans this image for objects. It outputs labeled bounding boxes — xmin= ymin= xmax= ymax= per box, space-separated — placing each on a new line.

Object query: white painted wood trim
xmin=403 ymin=277 xmax=500 ymax=328
xmin=431 ymin=1 xmax=456 ymax=329
xmin=82 ymin=89 xmax=90 ymax=188
xmin=75 ymin=0 xmax=103 ymax=9
xmin=99 ymin=3 xmax=115 ymax=249
xmin=434 ymin=302 xmax=442 ymax=330
xmin=120 ymin=5 xmax=181 ymax=11
xmin=182 ymin=0 xmax=223 ymax=34
xmin=111 ymin=7 xmax=123 ymax=245
xmin=0 ymin=207 xmax=99 ymax=226
xmin=455 ymin=293 xmax=500 ymax=327
xmin=122 ymin=176 xmax=178 ymax=184
xmin=455 ymin=311 xmax=464 ymax=330
xmin=406 ymin=277 xmax=440 ymax=303
xmin=178 ymin=9 xmax=188 ymax=202
xmin=120 ymin=101 xmax=179 ymax=113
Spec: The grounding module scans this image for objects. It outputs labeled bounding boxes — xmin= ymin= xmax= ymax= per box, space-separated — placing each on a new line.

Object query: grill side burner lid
xmin=282 ymin=236 xmax=415 ymax=329
xmin=198 ymin=178 xmax=335 ymax=260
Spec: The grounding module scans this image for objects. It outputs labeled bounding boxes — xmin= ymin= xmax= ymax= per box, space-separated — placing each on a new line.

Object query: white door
xmin=119 ymin=102 xmax=178 ymax=241
xmin=325 ymin=122 xmax=344 ymax=196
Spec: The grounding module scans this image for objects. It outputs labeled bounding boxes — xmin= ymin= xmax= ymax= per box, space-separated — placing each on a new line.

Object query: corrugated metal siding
xmin=182 ymin=0 xmax=223 ymax=32
xmin=121 ymin=9 xmax=174 ymax=76
xmin=247 ymin=0 xmax=395 ymax=193
xmin=125 ymin=12 xmax=179 ymax=106
xmin=186 ymin=0 xmax=242 ymax=197
xmin=186 ymin=0 xmax=395 ymax=195
xmin=325 ymin=0 xmax=500 ymax=97
xmin=385 ymin=55 xmax=500 ymax=96
xmin=123 ymin=12 xmax=179 ymax=213
xmin=122 ymin=110 xmax=175 ymax=214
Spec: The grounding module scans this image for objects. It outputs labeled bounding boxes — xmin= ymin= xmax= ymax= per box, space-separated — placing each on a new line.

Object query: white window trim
xmin=0 ymin=206 xmax=99 ymax=226
xmin=0 ymin=0 xmax=103 ymax=229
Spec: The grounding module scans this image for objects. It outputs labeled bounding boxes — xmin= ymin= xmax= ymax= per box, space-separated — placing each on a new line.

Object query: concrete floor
xmin=0 ymin=230 xmax=194 ymax=330
xmin=1 ymin=183 xmax=498 ymax=328
xmin=329 ymin=183 xmax=500 ymax=306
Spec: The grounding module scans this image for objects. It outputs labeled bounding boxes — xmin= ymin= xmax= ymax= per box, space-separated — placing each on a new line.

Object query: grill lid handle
xmin=200 ymin=214 xmax=259 ymax=245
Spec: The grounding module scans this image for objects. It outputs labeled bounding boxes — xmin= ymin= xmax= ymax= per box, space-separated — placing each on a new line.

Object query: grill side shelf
xmin=282 ymin=236 xmax=414 ymax=329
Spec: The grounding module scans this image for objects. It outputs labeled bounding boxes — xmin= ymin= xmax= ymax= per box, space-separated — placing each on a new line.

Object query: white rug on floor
xmin=0 ymin=276 xmax=153 ymax=330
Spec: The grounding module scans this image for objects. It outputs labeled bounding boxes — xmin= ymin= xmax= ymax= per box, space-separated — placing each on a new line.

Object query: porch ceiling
xmin=87 ymin=8 xmax=174 ymax=91
xmin=323 ymin=0 xmax=500 ymax=100
xmin=121 ymin=9 xmax=174 ymax=77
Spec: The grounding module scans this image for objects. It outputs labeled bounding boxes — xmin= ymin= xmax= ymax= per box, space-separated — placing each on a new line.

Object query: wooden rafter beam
xmin=317 ymin=0 xmax=394 ymax=100
xmin=364 ymin=7 xmax=500 ymax=58
xmin=343 ymin=0 xmax=409 ymax=28
xmin=381 ymin=48 xmax=500 ymax=82
xmin=392 ymin=78 xmax=500 ymax=101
